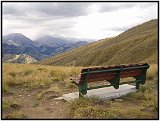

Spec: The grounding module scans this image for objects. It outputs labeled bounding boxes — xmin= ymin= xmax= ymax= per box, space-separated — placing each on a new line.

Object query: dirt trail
xmin=3 ymin=87 xmax=71 ymax=119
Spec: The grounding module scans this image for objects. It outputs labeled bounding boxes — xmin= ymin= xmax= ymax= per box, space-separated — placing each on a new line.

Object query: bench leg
xmin=134 ymin=72 xmax=147 ymax=89
xmin=79 ymin=89 xmax=87 ymax=97
xmin=78 ymin=83 xmax=87 ymax=98
xmin=79 ymin=91 xmax=84 ymax=97
xmin=107 ymin=78 xmax=120 ymax=89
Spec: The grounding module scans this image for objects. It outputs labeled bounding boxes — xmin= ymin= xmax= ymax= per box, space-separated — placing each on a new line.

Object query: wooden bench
xmin=71 ymin=63 xmax=150 ymax=97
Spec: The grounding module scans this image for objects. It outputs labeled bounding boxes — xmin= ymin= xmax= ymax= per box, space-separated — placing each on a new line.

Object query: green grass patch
xmin=2 ymin=84 xmax=12 ymax=94
xmin=2 ymin=100 xmax=13 ymax=110
xmin=70 ymin=96 xmax=157 ymax=119
xmin=24 ymin=69 xmax=33 ymax=76
xmin=5 ymin=111 xmax=27 ymax=119
xmin=8 ymin=72 xmax=16 ymax=78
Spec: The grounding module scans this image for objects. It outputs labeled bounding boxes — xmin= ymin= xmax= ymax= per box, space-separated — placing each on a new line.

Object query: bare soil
xmin=2 ymin=85 xmax=72 ymax=119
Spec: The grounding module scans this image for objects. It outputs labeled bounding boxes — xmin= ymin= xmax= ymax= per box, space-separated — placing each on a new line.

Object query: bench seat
xmin=71 ymin=63 xmax=150 ymax=97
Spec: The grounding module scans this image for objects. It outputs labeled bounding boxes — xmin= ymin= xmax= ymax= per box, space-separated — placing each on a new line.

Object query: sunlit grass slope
xmin=39 ymin=19 xmax=158 ymax=66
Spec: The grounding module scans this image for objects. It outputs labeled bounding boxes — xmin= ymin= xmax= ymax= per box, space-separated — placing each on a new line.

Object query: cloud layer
xmin=2 ymin=2 xmax=158 ymax=40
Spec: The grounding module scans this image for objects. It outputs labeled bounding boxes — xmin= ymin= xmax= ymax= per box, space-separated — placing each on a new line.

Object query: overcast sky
xmin=2 ymin=2 xmax=158 ymax=41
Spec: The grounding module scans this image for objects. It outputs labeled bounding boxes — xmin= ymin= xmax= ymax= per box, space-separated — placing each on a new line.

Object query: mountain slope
xmin=3 ymin=54 xmax=37 ymax=63
xmin=2 ymin=43 xmax=47 ymax=60
xmin=2 ymin=33 xmax=89 ymax=61
xmin=35 ymin=35 xmax=73 ymax=47
xmin=3 ymin=33 xmax=36 ymax=47
xmin=35 ymin=35 xmax=88 ymax=56
xmin=39 ymin=19 xmax=158 ymax=66
xmin=2 ymin=33 xmax=47 ymax=60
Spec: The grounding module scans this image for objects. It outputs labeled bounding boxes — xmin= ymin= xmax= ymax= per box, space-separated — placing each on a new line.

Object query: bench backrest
xmin=79 ymin=63 xmax=149 ymax=83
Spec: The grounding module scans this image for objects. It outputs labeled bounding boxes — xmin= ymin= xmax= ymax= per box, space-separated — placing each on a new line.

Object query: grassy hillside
xmin=39 ymin=19 xmax=158 ymax=66
xmin=2 ymin=63 xmax=158 ymax=119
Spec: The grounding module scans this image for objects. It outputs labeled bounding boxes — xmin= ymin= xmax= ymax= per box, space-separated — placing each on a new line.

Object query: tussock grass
xmin=2 ymin=83 xmax=12 ymax=94
xmin=8 ymin=72 xmax=17 ymax=78
xmin=24 ymin=69 xmax=33 ymax=76
xmin=147 ymin=64 xmax=158 ymax=80
xmin=2 ymin=63 xmax=82 ymax=90
xmin=36 ymin=85 xmax=61 ymax=100
xmin=70 ymin=97 xmax=156 ymax=119
xmin=2 ymin=63 xmax=82 ymax=118
xmin=2 ymin=100 xmax=13 ymax=110
xmin=2 ymin=63 xmax=158 ymax=119
xmin=5 ymin=111 xmax=26 ymax=119
xmin=2 ymin=100 xmax=26 ymax=119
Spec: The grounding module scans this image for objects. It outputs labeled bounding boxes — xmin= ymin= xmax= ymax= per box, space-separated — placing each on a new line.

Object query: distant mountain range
xmin=39 ymin=19 xmax=158 ymax=66
xmin=2 ymin=33 xmax=89 ymax=62
xmin=35 ymin=35 xmax=74 ymax=47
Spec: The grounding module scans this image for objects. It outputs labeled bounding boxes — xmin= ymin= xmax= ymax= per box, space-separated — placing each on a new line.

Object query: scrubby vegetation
xmin=39 ymin=19 xmax=158 ymax=66
xmin=2 ymin=63 xmax=81 ymax=93
xmin=2 ymin=63 xmax=158 ymax=119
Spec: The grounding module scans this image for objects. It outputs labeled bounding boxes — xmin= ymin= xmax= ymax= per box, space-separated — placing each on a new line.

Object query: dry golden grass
xmin=2 ymin=63 xmax=82 ymax=93
xmin=147 ymin=64 xmax=158 ymax=79
xmin=2 ymin=63 xmax=158 ymax=119
xmin=2 ymin=63 xmax=82 ymax=119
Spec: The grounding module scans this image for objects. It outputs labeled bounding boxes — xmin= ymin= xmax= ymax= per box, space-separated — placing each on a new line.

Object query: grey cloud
xmin=35 ymin=3 xmax=90 ymax=17
xmin=3 ymin=3 xmax=90 ymax=18
xmin=99 ymin=3 xmax=136 ymax=12
xmin=3 ymin=4 xmax=17 ymax=15
xmin=99 ymin=3 xmax=156 ymax=13
xmin=3 ymin=14 xmax=54 ymax=24
xmin=3 ymin=2 xmax=157 ymax=40
xmin=3 ymin=3 xmax=33 ymax=16
xmin=2 ymin=2 xmax=90 ymax=36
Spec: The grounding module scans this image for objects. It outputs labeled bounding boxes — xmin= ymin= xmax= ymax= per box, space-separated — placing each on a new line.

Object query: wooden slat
xmin=87 ymin=75 xmax=116 ymax=82
xmin=81 ymin=69 xmax=142 ymax=82
xmin=80 ymin=72 xmax=116 ymax=80
xmin=86 ymin=71 xmax=142 ymax=82
xmin=121 ymin=71 xmax=142 ymax=78
xmin=121 ymin=69 xmax=143 ymax=77
xmin=81 ymin=63 xmax=148 ymax=73
xmin=74 ymin=63 xmax=148 ymax=84
xmin=88 ymin=74 xmax=116 ymax=81
xmin=81 ymin=66 xmax=121 ymax=73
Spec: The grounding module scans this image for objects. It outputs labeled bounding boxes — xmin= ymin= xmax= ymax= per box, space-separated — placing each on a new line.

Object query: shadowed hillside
xmin=39 ymin=19 xmax=158 ymax=66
